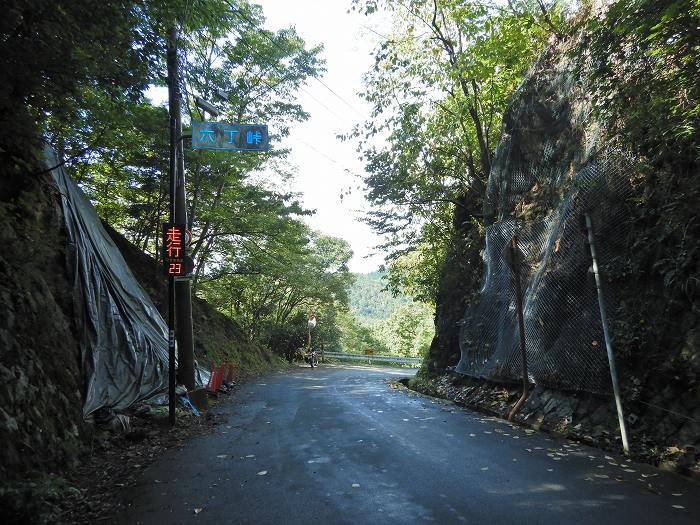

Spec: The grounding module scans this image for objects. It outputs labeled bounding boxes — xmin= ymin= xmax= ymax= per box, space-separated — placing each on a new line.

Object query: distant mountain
xmin=349 ymin=272 xmax=409 ymax=324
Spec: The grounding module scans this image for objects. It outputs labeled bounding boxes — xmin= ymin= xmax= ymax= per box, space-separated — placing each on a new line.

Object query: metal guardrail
xmin=322 ymin=351 xmax=422 ymax=365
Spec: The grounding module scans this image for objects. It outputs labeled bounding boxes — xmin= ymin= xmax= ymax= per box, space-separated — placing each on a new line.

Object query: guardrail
xmin=322 ymin=351 xmax=422 ymax=365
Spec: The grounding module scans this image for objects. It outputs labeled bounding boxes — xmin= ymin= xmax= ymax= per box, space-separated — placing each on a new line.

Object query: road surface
xmin=121 ymin=365 xmax=700 ymax=524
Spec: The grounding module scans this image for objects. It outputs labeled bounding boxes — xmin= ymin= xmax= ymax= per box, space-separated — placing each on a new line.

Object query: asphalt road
xmin=121 ymin=365 xmax=700 ymax=524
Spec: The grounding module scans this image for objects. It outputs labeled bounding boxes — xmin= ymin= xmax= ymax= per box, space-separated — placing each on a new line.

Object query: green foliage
xmin=0 ymin=0 xmax=355 ymax=360
xmin=342 ymin=272 xmax=435 ymax=357
xmin=0 ymin=0 xmax=164 ymax=173
xmin=349 ymin=271 xmax=409 ymax=322
xmin=198 ymin=230 xmax=354 ymax=355
xmin=348 ymin=0 xmax=562 ymax=302
xmin=337 ymin=309 xmax=388 ymax=354
xmin=371 ymin=301 xmax=434 ymax=357
xmin=582 ymin=0 xmax=700 ymax=166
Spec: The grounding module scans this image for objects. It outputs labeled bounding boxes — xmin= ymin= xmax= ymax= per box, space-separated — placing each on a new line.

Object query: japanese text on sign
xmin=192 ymin=121 xmax=269 ymax=151
xmin=163 ymin=223 xmax=187 ymax=276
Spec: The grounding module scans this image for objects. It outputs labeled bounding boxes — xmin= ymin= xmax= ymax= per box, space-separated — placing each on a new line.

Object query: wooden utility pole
xmin=166 ymin=26 xmax=178 ymax=426
xmin=175 ymin=83 xmax=195 ymax=391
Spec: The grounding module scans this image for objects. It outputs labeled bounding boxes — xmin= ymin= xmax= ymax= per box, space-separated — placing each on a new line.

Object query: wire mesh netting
xmin=457 ymin=151 xmax=633 ymax=393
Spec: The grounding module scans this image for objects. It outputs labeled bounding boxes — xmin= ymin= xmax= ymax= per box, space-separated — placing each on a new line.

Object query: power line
xmin=219 ymin=20 xmax=358 ymax=125
xmin=293 ymin=137 xmax=364 ymax=179
xmin=225 ymin=0 xmax=368 ymax=120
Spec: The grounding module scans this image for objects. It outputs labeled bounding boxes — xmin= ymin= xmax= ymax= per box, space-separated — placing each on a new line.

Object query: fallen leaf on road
xmin=257 ymin=471 xmax=268 ymax=476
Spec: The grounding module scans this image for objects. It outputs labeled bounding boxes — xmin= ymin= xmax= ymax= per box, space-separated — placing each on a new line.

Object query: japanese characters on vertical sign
xmin=163 ymin=223 xmax=188 ymax=276
xmin=191 ymin=121 xmax=269 ymax=151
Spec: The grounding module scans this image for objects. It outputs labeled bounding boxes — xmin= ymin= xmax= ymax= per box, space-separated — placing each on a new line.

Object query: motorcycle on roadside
xmin=304 ymin=347 xmax=318 ymax=368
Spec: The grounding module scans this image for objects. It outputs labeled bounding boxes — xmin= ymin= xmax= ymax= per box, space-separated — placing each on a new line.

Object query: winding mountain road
xmin=121 ymin=365 xmax=699 ymax=524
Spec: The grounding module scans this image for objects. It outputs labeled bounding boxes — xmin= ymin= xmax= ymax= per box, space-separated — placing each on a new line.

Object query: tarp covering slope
xmin=49 ymin=147 xmax=173 ymax=416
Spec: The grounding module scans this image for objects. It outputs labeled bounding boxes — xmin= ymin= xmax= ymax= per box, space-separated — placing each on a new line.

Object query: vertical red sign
xmin=163 ymin=223 xmax=187 ymax=276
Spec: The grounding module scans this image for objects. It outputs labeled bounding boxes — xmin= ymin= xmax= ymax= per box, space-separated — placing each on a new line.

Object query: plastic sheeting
xmin=48 ymin=147 xmax=176 ymax=416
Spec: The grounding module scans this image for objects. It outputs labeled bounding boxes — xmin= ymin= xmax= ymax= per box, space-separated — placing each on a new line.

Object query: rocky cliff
xmin=423 ymin=6 xmax=699 ymax=470
xmin=0 ymin=160 xmax=279 ymax=493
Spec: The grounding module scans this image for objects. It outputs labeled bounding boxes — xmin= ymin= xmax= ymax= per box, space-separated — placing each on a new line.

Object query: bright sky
xmin=254 ymin=0 xmax=389 ymax=273
xmin=147 ymin=2 xmax=390 ymax=273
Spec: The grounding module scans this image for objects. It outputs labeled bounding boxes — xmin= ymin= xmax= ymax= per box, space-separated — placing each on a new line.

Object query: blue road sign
xmin=192 ymin=121 xmax=269 ymax=151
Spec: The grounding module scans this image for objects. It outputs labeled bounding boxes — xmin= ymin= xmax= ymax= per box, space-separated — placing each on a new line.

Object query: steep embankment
xmin=422 ymin=7 xmax=699 ymax=474
xmin=0 ymin=172 xmax=84 ymax=481
xmin=0 ymin=163 xmax=280 ymax=494
xmin=106 ymin=224 xmax=281 ymax=372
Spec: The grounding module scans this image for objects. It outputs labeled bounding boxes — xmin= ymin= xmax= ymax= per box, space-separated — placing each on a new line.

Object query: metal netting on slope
xmin=457 ymin=153 xmax=633 ymax=393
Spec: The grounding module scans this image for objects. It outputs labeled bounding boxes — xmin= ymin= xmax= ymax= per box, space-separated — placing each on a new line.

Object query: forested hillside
xmin=349 ymin=272 xmax=407 ymax=323
xmin=339 ymin=272 xmax=433 ymax=357
xmin=349 ymin=0 xmax=699 ymax=467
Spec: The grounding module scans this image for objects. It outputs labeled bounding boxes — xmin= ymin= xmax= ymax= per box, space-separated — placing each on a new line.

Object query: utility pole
xmin=166 ymin=26 xmax=178 ymax=426
xmin=175 ymin=82 xmax=195 ymax=391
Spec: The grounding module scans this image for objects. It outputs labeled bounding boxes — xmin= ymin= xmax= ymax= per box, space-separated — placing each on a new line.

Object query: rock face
xmin=427 ymin=10 xmax=699 ymax=460
xmin=0 ymin=160 xmax=278 ymax=484
xmin=0 ymin=172 xmax=85 ymax=479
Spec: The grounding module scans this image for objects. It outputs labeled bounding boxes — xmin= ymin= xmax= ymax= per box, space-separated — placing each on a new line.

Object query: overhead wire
xmin=175 ymin=1 xmax=368 ymax=182
xmin=218 ymin=21 xmax=357 ymax=125
xmin=224 ymin=0 xmax=368 ymax=120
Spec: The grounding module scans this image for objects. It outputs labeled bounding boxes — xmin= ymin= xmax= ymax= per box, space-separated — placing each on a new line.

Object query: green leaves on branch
xmin=350 ymin=0 xmax=559 ymax=299
xmin=581 ymin=0 xmax=700 ymax=166
xmin=3 ymin=0 xmax=355 ymax=354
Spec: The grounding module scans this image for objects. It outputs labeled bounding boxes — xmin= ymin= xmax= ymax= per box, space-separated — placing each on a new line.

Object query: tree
xmin=198 ymin=230 xmax=354 ymax=349
xmin=348 ymin=0 xmax=566 ymax=300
